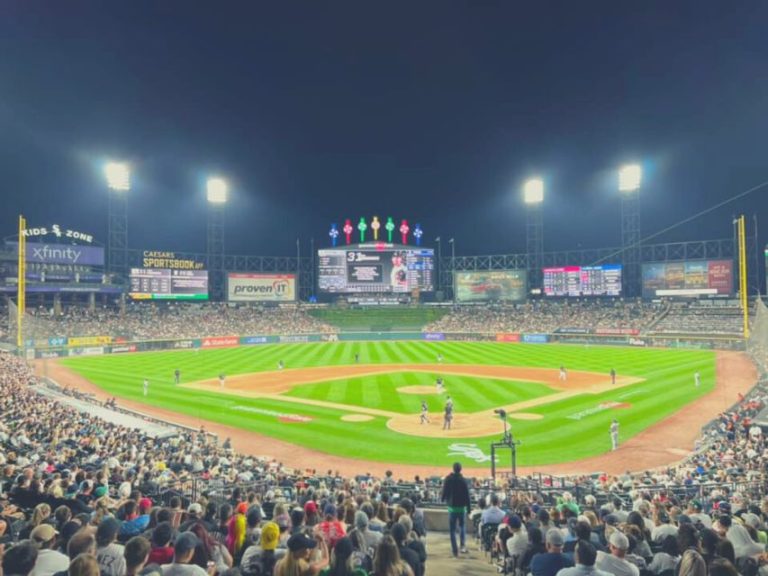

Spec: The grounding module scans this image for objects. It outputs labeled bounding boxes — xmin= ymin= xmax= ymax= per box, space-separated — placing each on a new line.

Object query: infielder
xmin=420 ymin=401 xmax=430 ymax=425
xmin=443 ymin=396 xmax=454 ymax=430
xmin=559 ymin=366 xmax=567 ymax=381
xmin=219 ymin=373 xmax=226 ymax=388
xmin=610 ymin=419 xmax=619 ymax=451
xmin=143 ymin=378 xmax=149 ymax=397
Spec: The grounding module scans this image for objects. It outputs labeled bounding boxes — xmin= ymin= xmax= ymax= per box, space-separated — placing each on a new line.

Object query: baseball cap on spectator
xmin=174 ymin=532 xmax=199 ymax=555
xmin=246 ymin=506 xmax=262 ymax=526
xmin=690 ymin=500 xmax=702 ymax=511
xmin=323 ymin=504 xmax=336 ymax=518
xmin=260 ymin=523 xmax=279 ymax=551
xmin=287 ymin=533 xmax=317 ymax=552
xmin=537 ymin=509 xmax=550 ymax=524
xmin=391 ymin=523 xmax=407 ymax=545
xmin=188 ymin=503 xmax=203 ymax=515
xmin=398 ymin=498 xmax=414 ymax=514
xmin=236 ymin=502 xmax=248 ymax=515
xmin=677 ymin=514 xmax=692 ymax=525
xmin=304 ymin=501 xmax=318 ymax=515
xmin=604 ymin=514 xmax=619 ymax=526
xmin=334 ymin=537 xmax=354 ymax=560
xmin=139 ymin=498 xmax=153 ymax=513
xmin=97 ymin=517 xmax=121 ymax=543
xmin=718 ymin=515 xmax=732 ymax=529
xmin=610 ymin=530 xmax=629 ymax=551
xmin=718 ymin=502 xmax=732 ymax=514
xmin=507 ymin=515 xmax=522 ymax=529
xmin=93 ymin=486 xmax=108 ymax=498
xmin=31 ymin=524 xmax=57 ymax=544
xmin=546 ymin=529 xmax=564 ymax=547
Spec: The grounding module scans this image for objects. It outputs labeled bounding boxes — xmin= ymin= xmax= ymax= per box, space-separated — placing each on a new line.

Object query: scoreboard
xmin=543 ymin=265 xmax=622 ymax=297
xmin=129 ymin=268 xmax=209 ymax=300
xmin=318 ymin=244 xmax=434 ymax=294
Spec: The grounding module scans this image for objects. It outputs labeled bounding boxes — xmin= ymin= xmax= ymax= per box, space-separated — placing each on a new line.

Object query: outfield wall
xmin=27 ymin=329 xmax=745 ymax=359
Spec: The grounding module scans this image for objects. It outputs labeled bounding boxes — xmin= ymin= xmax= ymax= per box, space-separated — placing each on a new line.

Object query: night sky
xmin=2 ymin=2 xmax=767 ymax=262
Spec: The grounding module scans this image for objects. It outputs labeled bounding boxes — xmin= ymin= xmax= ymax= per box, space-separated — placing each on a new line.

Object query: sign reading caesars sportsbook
xmin=227 ymin=274 xmax=296 ymax=302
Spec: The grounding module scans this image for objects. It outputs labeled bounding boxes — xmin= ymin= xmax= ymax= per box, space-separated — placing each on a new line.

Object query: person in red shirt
xmin=314 ymin=504 xmax=346 ymax=550
xmin=148 ymin=522 xmax=175 ymax=565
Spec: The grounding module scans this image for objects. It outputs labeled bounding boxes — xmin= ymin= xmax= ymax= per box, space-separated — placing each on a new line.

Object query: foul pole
xmin=17 ymin=215 xmax=26 ymax=349
xmin=738 ymin=215 xmax=749 ymax=339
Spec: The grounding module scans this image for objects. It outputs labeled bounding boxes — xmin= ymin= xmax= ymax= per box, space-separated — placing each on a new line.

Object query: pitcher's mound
xmin=341 ymin=414 xmax=374 ymax=422
xmin=398 ymin=385 xmax=442 ymax=395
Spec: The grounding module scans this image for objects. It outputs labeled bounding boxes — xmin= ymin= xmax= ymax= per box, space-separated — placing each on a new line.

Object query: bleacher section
xmin=307 ymin=306 xmax=448 ymax=332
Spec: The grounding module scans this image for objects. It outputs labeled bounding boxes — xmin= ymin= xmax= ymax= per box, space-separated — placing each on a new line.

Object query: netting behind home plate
xmin=748 ymin=298 xmax=768 ymax=378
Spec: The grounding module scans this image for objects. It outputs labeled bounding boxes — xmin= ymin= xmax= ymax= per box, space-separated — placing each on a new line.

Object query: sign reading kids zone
xmin=11 ymin=224 xmax=104 ymax=266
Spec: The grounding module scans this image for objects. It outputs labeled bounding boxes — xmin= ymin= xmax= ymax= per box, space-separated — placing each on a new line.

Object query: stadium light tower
xmin=524 ymin=178 xmax=544 ymax=293
xmin=618 ymin=164 xmax=642 ymax=297
xmin=105 ymin=162 xmax=130 ymax=278
xmin=206 ymin=177 xmax=228 ymax=302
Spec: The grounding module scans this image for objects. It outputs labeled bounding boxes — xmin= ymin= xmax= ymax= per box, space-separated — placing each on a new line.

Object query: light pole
xmin=435 ymin=237 xmax=442 ymax=299
xmin=618 ymin=164 xmax=642 ymax=297
xmin=105 ymin=162 xmax=130 ymax=280
xmin=206 ymin=177 xmax=228 ymax=302
xmin=523 ymin=178 xmax=544 ymax=294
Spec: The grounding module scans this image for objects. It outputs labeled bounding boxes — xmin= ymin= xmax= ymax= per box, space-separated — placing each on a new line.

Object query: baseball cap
xmin=188 ymin=503 xmax=203 ymax=515
xmin=260 ymin=522 xmax=279 ymax=551
xmin=323 ymin=504 xmax=336 ymax=517
xmin=604 ymin=514 xmax=619 ymax=526
xmin=354 ymin=510 xmax=369 ymax=530
xmin=507 ymin=514 xmax=522 ymax=529
xmin=139 ymin=498 xmax=153 ymax=512
xmin=391 ymin=523 xmax=407 ymax=544
xmin=610 ymin=530 xmax=629 ymax=551
xmin=93 ymin=486 xmax=108 ymax=498
xmin=96 ymin=517 xmax=121 ymax=542
xmin=236 ymin=502 xmax=248 ymax=515
xmin=546 ymin=529 xmax=564 ymax=547
xmin=31 ymin=524 xmax=57 ymax=543
xmin=304 ymin=501 xmax=318 ymax=514
xmin=287 ymin=533 xmax=317 ymax=552
xmin=334 ymin=537 xmax=354 ymax=560
xmin=174 ymin=532 xmax=200 ymax=554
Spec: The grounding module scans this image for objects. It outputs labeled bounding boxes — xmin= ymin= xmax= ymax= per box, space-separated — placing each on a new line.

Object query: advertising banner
xmin=227 ymin=274 xmax=297 ymax=302
xmin=69 ymin=347 xmax=104 ymax=356
xmin=422 ymin=332 xmax=446 ymax=341
xmin=642 ymin=260 xmax=733 ymax=297
xmin=9 ymin=242 xmax=105 ymax=266
xmin=455 ymin=270 xmax=527 ymax=303
xmin=68 ymin=336 xmax=112 ymax=347
xmin=201 ymin=336 xmax=239 ymax=349
xmin=555 ymin=328 xmax=592 ymax=334
xmin=522 ymin=334 xmax=549 ymax=344
xmin=172 ymin=340 xmax=199 ymax=349
xmin=36 ymin=350 xmax=67 ymax=359
xmin=110 ymin=344 xmax=138 ymax=354
xmin=595 ymin=328 xmax=640 ymax=336
xmin=495 ymin=333 xmax=521 ymax=342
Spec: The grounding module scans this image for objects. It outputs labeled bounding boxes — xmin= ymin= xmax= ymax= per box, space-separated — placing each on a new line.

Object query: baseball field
xmin=52 ymin=341 xmax=720 ymax=470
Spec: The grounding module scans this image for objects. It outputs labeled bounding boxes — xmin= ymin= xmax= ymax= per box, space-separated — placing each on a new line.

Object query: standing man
xmin=420 ymin=401 xmax=430 ymax=425
xmin=219 ymin=373 xmax=226 ymax=389
xmin=610 ymin=368 xmax=616 ymax=385
xmin=437 ymin=353 xmax=444 ymax=364
xmin=278 ymin=360 xmax=284 ymax=370
xmin=559 ymin=366 xmax=567 ymax=382
xmin=610 ymin=419 xmax=619 ymax=451
xmin=143 ymin=378 xmax=149 ymax=397
xmin=694 ymin=371 xmax=701 ymax=387
xmin=436 ymin=377 xmax=445 ymax=394
xmin=441 ymin=462 xmax=471 ymax=558
xmin=174 ymin=369 xmax=181 ymax=385
xmin=354 ymin=353 xmax=360 ymax=364
xmin=443 ymin=396 xmax=454 ymax=430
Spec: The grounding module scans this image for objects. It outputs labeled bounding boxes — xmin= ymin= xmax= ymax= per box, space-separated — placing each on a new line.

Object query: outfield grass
xmin=57 ymin=342 xmax=716 ymax=467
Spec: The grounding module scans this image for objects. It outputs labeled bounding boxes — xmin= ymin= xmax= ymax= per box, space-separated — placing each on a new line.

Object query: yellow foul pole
xmin=738 ymin=215 xmax=749 ymax=339
xmin=17 ymin=215 xmax=27 ymax=349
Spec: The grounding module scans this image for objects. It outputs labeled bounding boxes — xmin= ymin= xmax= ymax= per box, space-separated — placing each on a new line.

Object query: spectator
xmin=124 ymin=536 xmax=152 ymax=576
xmin=189 ymin=522 xmax=233 ymax=574
xmin=647 ymin=534 xmax=679 ymax=574
xmin=389 ymin=524 xmax=420 ymax=576
xmin=3 ymin=541 xmax=39 ymax=576
xmin=318 ymin=536 xmax=366 ymax=576
xmin=531 ymin=528 xmax=573 ymax=576
xmin=29 ymin=524 xmax=69 ymax=576
xmin=161 ymin=532 xmax=208 ymax=576
xmin=68 ymin=554 xmax=100 ymax=576
xmin=440 ymin=462 xmax=470 ymax=558
xmin=240 ymin=522 xmax=283 ymax=576
xmin=371 ymin=535 xmax=412 ymax=576
xmin=677 ymin=549 xmax=707 ymax=576
xmin=96 ymin=517 xmax=127 ymax=576
xmin=274 ymin=533 xmax=329 ymax=576
xmin=595 ymin=530 xmax=639 ymax=576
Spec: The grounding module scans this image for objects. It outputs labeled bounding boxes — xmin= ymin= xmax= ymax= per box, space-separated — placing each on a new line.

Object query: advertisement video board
xmin=227 ymin=274 xmax=296 ymax=302
xmin=129 ymin=268 xmax=208 ymax=300
xmin=543 ymin=265 xmax=622 ymax=297
xmin=318 ymin=244 xmax=434 ymax=294
xmin=641 ymin=260 xmax=733 ymax=297
xmin=455 ymin=270 xmax=527 ymax=302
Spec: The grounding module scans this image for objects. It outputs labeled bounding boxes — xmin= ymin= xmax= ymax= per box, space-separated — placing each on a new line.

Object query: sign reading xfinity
xmin=10 ymin=242 xmax=105 ymax=266
xmin=227 ymin=274 xmax=296 ymax=302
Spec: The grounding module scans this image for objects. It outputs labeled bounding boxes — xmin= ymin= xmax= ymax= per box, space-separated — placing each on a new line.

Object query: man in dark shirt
xmin=530 ymin=528 xmax=574 ymax=576
xmin=391 ymin=523 xmax=422 ymax=576
xmin=440 ymin=462 xmax=470 ymax=558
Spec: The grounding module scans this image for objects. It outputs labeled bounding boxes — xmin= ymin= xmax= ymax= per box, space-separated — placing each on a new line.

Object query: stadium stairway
xmin=424 ymin=530 xmax=499 ymax=575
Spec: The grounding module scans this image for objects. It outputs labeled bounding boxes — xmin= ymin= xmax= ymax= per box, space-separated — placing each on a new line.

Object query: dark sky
xmin=1 ymin=1 xmax=767 ymax=261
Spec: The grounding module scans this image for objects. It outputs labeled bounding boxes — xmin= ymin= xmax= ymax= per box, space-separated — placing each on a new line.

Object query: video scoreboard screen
xmin=129 ymin=268 xmax=209 ymax=300
xmin=318 ymin=244 xmax=434 ymax=294
xmin=642 ymin=260 xmax=733 ymax=297
xmin=543 ymin=265 xmax=622 ymax=297
xmin=455 ymin=270 xmax=527 ymax=303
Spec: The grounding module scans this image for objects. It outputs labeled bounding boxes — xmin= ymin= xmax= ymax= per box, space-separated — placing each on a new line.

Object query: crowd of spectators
xmin=424 ymin=300 xmax=665 ymax=334
xmin=0 ymin=304 xmax=337 ymax=343
xmin=651 ymin=302 xmax=747 ymax=337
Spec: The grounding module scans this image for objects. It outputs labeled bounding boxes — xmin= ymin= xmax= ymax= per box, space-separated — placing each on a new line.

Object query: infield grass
xmin=57 ymin=342 xmax=716 ymax=467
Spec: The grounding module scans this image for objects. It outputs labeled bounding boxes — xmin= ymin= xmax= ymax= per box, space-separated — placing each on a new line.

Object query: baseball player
xmin=143 ymin=378 xmax=149 ymax=397
xmin=610 ymin=419 xmax=619 ymax=451
xmin=610 ymin=368 xmax=616 ymax=385
xmin=420 ymin=401 xmax=430 ymax=425
xmin=559 ymin=366 xmax=567 ymax=381
xmin=443 ymin=396 xmax=454 ymax=430
xmin=219 ymin=373 xmax=226 ymax=388
xmin=174 ymin=369 xmax=181 ymax=385
xmin=694 ymin=371 xmax=701 ymax=387
xmin=436 ymin=377 xmax=445 ymax=394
